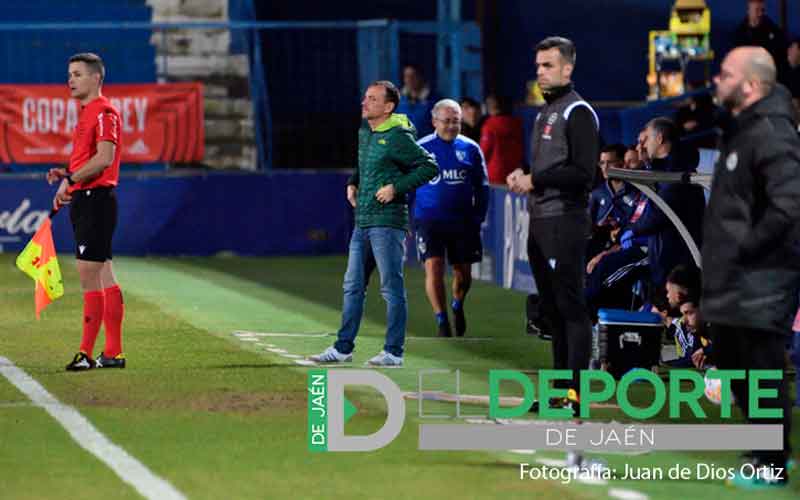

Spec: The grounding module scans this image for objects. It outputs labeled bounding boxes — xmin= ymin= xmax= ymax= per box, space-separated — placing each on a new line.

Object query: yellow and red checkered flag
xmin=15 ymin=215 xmax=64 ymax=319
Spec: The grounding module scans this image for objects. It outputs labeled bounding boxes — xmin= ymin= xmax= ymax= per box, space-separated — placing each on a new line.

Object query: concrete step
xmin=156 ymin=54 xmax=249 ymax=78
xmin=204 ymin=97 xmax=251 ymax=118
xmin=151 ymin=28 xmax=230 ymax=56
xmin=205 ymin=142 xmax=256 ymax=159
xmin=147 ymin=0 xmax=227 ymax=19
xmin=203 ymin=149 xmax=257 ymax=170
xmin=204 ymin=118 xmax=254 ymax=141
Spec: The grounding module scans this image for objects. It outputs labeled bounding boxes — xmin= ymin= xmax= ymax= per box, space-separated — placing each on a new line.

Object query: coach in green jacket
xmin=311 ymin=80 xmax=438 ymax=367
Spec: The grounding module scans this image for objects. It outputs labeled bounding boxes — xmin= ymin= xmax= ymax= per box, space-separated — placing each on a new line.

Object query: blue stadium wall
xmin=0 ymin=172 xmax=353 ymax=256
xmin=1 ymin=148 xmax=716 ymax=293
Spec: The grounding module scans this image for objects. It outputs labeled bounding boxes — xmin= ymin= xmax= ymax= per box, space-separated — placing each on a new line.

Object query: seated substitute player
xmin=415 ymin=99 xmax=489 ymax=337
xmin=47 ymin=53 xmax=125 ymax=371
xmin=587 ymin=143 xmax=640 ymax=259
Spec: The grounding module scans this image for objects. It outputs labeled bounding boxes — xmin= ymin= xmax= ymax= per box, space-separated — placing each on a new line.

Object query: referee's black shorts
xmin=69 ymin=187 xmax=118 ymax=262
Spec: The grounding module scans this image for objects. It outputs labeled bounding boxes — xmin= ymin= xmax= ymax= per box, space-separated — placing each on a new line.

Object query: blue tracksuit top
xmin=413 ymin=133 xmax=489 ymax=225
xmin=589 ymin=180 xmax=641 ymax=227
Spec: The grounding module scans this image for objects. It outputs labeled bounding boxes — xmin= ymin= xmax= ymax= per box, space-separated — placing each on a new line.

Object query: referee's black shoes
xmin=95 ymin=352 xmax=126 ymax=369
xmin=65 ymin=352 xmax=94 ymax=371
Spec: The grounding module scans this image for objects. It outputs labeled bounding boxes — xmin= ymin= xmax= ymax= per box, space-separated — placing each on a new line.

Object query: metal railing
xmin=608 ymin=167 xmax=711 ymax=269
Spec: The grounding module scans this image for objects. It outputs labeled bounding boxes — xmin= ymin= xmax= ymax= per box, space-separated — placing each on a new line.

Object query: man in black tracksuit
xmin=508 ymin=37 xmax=599 ymax=412
xmin=703 ymin=46 xmax=800 ymax=487
xmin=621 ymin=118 xmax=706 ymax=291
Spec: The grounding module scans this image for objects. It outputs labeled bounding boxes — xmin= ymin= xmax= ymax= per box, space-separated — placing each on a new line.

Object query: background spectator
xmin=623 ymin=145 xmax=642 ymax=170
xmin=675 ymin=88 xmax=718 ymax=149
xmin=396 ymin=64 xmax=438 ymax=137
xmin=480 ymin=94 xmax=523 ymax=184
xmin=733 ymin=0 xmax=789 ymax=85
xmin=459 ymin=97 xmax=483 ymax=143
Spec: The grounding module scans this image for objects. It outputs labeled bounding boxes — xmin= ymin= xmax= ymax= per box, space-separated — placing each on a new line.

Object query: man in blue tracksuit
xmin=587 ymin=143 xmax=641 ymax=258
xmin=415 ymin=99 xmax=489 ymax=337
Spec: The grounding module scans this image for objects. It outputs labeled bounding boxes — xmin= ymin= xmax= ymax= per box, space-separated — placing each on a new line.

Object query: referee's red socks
xmin=102 ymin=285 xmax=125 ymax=358
xmin=79 ymin=290 xmax=105 ymax=357
xmin=77 ymin=286 xmax=124 ymax=358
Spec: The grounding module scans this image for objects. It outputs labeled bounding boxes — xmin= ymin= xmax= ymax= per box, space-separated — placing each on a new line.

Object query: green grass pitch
xmin=0 ymin=253 xmax=797 ymax=499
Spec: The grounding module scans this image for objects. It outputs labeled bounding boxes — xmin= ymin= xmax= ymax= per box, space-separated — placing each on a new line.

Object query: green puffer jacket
xmin=347 ymin=114 xmax=438 ymax=230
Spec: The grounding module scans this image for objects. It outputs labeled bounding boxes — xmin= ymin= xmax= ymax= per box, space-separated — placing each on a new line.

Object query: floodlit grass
xmin=0 ymin=254 xmax=797 ymax=499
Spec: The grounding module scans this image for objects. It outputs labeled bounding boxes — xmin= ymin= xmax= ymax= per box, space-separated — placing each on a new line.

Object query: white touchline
xmin=535 ymin=458 xmax=566 ymax=467
xmin=0 ymin=356 xmax=186 ymax=500
xmin=0 ymin=402 xmax=34 ymax=408
xmin=232 ymin=331 xmax=329 ymax=338
xmin=404 ymin=336 xmax=494 ymax=341
xmin=609 ymin=488 xmax=649 ymax=500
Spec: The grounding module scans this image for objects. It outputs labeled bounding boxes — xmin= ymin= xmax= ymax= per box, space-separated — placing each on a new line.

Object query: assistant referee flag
xmin=16 ymin=217 xmax=64 ymax=319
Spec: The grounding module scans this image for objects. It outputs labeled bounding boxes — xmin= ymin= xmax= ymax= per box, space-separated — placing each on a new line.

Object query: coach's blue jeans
xmin=334 ymin=227 xmax=407 ymax=357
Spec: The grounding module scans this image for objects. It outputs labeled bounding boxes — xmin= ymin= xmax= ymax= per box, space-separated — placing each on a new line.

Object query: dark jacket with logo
xmin=589 ymin=180 xmax=640 ymax=228
xmin=347 ymin=114 xmax=438 ymax=230
xmin=527 ymin=84 xmax=599 ymax=219
xmin=627 ymin=153 xmax=706 ymax=288
xmin=701 ymin=85 xmax=800 ymax=335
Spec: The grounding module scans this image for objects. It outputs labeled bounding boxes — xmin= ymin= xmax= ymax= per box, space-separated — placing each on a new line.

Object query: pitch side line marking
xmin=609 ymin=488 xmax=649 ymax=500
xmin=405 ymin=336 xmax=494 ymax=341
xmin=0 ymin=356 xmax=187 ymax=500
xmin=232 ymin=331 xmax=329 ymax=338
xmin=0 ymin=401 xmax=35 ymax=408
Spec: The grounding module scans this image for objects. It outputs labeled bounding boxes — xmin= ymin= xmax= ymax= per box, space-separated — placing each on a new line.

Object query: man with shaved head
xmin=702 ymin=46 xmax=800 ymax=488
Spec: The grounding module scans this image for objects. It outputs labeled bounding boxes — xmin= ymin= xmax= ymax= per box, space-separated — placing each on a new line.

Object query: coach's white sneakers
xmin=366 ymin=350 xmax=403 ymax=367
xmin=308 ymin=347 xmax=403 ymax=366
xmin=308 ymin=346 xmax=352 ymax=363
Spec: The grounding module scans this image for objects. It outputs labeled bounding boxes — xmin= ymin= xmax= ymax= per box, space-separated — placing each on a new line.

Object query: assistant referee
xmin=48 ymin=53 xmax=126 ymax=372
